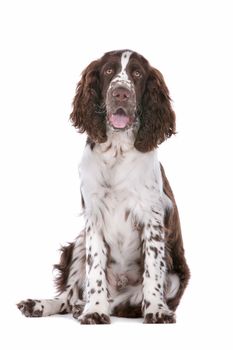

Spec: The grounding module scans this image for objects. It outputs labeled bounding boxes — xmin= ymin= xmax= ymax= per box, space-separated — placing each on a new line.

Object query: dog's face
xmin=70 ymin=49 xmax=176 ymax=152
xmin=100 ymin=51 xmax=148 ymax=131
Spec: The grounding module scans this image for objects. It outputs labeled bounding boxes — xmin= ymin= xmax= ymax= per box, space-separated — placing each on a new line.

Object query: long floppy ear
xmin=134 ymin=68 xmax=176 ymax=152
xmin=70 ymin=60 xmax=107 ymax=143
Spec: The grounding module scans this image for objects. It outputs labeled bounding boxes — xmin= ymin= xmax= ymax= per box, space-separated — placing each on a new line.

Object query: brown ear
xmin=70 ymin=60 xmax=107 ymax=143
xmin=134 ymin=68 xmax=176 ymax=152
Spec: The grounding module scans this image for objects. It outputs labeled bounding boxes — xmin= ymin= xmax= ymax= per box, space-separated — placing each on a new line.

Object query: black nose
xmin=112 ymin=87 xmax=130 ymax=102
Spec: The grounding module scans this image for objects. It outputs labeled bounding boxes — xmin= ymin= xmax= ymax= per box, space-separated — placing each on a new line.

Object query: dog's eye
xmin=133 ymin=70 xmax=142 ymax=78
xmin=105 ymin=68 xmax=114 ymax=76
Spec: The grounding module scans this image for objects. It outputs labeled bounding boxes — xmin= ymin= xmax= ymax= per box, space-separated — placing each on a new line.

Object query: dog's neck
xmin=96 ymin=127 xmax=138 ymax=155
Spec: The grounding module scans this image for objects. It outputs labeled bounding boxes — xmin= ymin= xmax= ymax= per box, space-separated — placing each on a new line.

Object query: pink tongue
xmin=109 ymin=114 xmax=130 ymax=128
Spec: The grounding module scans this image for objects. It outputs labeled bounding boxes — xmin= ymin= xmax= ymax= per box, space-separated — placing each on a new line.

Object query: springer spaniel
xmin=17 ymin=50 xmax=190 ymax=324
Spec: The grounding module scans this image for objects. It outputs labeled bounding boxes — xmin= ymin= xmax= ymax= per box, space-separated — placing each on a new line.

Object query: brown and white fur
xmin=17 ymin=50 xmax=190 ymax=324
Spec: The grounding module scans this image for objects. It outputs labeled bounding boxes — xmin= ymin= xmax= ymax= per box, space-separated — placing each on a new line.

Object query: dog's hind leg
xmin=17 ymin=297 xmax=68 ymax=317
xmin=17 ymin=230 xmax=86 ymax=318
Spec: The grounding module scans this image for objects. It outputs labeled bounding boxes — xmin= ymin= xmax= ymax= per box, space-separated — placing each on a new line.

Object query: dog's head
xmin=70 ymin=50 xmax=176 ymax=152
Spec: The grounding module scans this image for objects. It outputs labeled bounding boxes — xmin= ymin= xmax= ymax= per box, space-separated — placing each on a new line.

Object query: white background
xmin=0 ymin=0 xmax=233 ymax=349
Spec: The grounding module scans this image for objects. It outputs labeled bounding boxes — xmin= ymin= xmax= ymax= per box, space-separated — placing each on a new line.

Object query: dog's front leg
xmin=79 ymin=218 xmax=110 ymax=325
xmin=142 ymin=209 xmax=175 ymax=324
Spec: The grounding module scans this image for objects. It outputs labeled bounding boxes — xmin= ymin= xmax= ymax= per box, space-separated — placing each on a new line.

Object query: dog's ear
xmin=70 ymin=60 xmax=107 ymax=143
xmin=134 ymin=67 xmax=176 ymax=152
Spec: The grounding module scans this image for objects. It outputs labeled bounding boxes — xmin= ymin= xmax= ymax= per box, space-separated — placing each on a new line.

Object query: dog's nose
xmin=112 ymin=87 xmax=130 ymax=102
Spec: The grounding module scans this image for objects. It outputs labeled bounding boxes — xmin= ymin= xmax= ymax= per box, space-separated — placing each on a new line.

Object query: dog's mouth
xmin=108 ymin=108 xmax=134 ymax=130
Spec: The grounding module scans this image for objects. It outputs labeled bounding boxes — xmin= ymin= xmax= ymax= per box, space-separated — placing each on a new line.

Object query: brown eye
xmin=133 ymin=70 xmax=142 ymax=78
xmin=105 ymin=68 xmax=114 ymax=75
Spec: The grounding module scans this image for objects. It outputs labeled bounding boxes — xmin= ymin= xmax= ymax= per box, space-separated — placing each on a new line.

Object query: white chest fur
xmin=79 ymin=131 xmax=168 ymax=280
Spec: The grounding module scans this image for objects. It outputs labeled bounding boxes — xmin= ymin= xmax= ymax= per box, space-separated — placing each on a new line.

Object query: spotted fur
xmin=17 ymin=50 xmax=190 ymax=324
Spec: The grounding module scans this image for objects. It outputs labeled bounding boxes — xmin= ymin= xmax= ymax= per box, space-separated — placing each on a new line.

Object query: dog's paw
xmin=72 ymin=304 xmax=84 ymax=319
xmin=143 ymin=309 xmax=175 ymax=324
xmin=17 ymin=299 xmax=44 ymax=317
xmin=79 ymin=312 xmax=111 ymax=325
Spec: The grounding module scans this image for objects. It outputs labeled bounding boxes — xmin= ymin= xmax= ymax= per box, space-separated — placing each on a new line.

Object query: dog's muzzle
xmin=106 ymin=82 xmax=137 ymax=130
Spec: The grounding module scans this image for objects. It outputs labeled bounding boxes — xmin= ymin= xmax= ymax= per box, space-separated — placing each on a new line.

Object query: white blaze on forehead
xmin=111 ymin=51 xmax=133 ymax=86
xmin=119 ymin=51 xmax=132 ymax=80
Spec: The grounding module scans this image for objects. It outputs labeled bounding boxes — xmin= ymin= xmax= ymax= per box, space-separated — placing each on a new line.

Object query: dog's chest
xmin=101 ymin=186 xmax=141 ymax=273
xmin=80 ymin=143 xmax=162 ymax=278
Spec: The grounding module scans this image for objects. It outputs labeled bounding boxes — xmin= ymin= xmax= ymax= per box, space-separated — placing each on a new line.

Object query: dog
xmin=17 ymin=50 xmax=190 ymax=324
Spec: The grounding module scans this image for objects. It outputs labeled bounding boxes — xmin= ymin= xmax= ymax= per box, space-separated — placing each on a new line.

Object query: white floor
xmin=3 ymin=298 xmax=232 ymax=350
